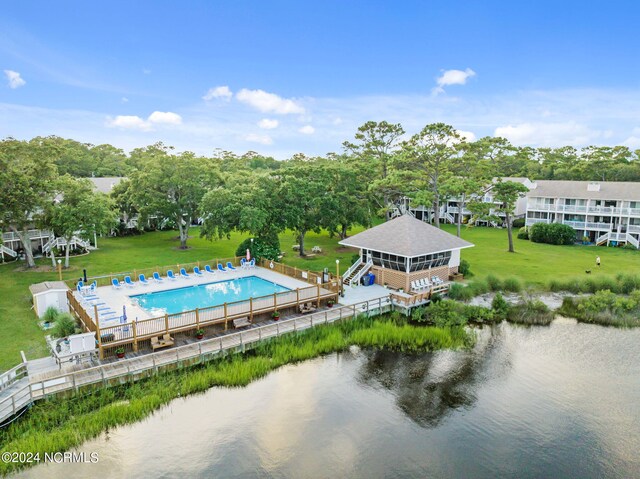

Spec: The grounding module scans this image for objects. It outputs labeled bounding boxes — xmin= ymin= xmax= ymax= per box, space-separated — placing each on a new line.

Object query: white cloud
xmin=258 ymin=118 xmax=279 ymax=129
xmin=203 ymin=86 xmax=233 ymax=101
xmin=236 ymin=88 xmax=304 ymax=114
xmin=432 ymin=68 xmax=475 ymax=95
xmin=105 ymin=115 xmax=151 ymax=131
xmin=299 ymin=125 xmax=315 ymax=135
xmin=456 ymin=130 xmax=476 ymax=142
xmin=121 ymin=97 xmax=129 ymax=103
xmin=105 ymin=111 xmax=181 ymax=130
xmin=494 ymin=122 xmax=597 ymax=147
xmin=244 ymin=133 xmax=273 ymax=145
xmin=4 ymin=70 xmax=26 ymax=89
xmin=148 ymin=111 xmax=182 ymax=125
xmin=622 ymin=128 xmax=640 ymax=149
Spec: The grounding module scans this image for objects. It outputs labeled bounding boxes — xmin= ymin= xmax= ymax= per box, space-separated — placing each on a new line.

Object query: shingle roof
xmin=338 ymin=215 xmax=474 ymax=257
xmin=88 ymin=177 xmax=125 ymax=194
xmin=29 ymin=281 xmax=70 ymax=295
xmin=527 ymin=180 xmax=640 ymax=201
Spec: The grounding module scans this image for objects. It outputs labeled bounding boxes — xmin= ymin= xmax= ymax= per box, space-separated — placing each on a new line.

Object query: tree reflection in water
xmin=356 ymin=326 xmax=504 ymax=427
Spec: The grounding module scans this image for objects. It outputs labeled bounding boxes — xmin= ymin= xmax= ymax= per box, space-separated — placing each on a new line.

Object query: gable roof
xmin=29 ymin=281 xmax=70 ymax=295
xmin=527 ymin=180 xmax=640 ymax=201
xmin=338 ymin=215 xmax=474 ymax=257
xmin=88 ymin=177 xmax=125 ymax=194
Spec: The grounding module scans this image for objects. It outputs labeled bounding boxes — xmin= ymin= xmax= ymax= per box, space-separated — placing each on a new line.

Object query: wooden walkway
xmin=0 ymin=296 xmax=392 ymax=426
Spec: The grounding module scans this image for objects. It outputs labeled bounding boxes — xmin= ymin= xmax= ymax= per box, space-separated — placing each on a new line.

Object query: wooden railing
xmin=258 ymin=258 xmax=330 ymax=285
xmin=1 ymin=297 xmax=393 ymax=425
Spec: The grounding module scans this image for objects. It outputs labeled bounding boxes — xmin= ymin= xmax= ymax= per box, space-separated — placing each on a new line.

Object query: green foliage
xmin=486 ymin=274 xmax=502 ymax=291
xmin=558 ymin=290 xmax=640 ymax=327
xmin=547 ymin=274 xmax=640 ymax=295
xmin=447 ymin=282 xmax=471 ymax=301
xmin=502 ymin=277 xmax=523 ymax=292
xmin=491 ymin=292 xmax=510 ymax=320
xmin=50 ymin=314 xmax=77 ymax=339
xmin=0 ymin=315 xmax=472 ymax=475
xmin=507 ymin=299 xmax=554 ymax=325
xmin=517 ymin=226 xmax=529 ymax=240
xmin=459 ymin=259 xmax=471 ymax=276
xmin=529 ymin=223 xmax=576 ymax=245
xmin=512 ymin=218 xmax=526 ymax=228
xmin=235 ymin=234 xmax=281 ymax=261
xmin=43 ymin=307 xmax=60 ymax=323
xmin=463 ymin=305 xmax=495 ymax=323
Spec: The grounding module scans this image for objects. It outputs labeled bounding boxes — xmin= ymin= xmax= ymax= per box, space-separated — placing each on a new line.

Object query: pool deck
xmin=76 ymin=266 xmax=315 ymax=327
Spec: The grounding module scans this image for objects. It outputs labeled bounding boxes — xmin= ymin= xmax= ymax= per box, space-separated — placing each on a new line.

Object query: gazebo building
xmin=339 ymin=215 xmax=474 ymax=291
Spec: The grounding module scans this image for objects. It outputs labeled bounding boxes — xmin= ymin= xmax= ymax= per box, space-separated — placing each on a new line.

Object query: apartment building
xmin=525 ymin=181 xmax=640 ymax=248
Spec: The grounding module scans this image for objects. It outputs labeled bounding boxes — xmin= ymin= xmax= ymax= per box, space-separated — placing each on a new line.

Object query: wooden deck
xmin=0 ymin=297 xmax=393 ymax=426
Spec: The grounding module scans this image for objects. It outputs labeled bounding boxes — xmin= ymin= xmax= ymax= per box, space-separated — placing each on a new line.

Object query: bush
xmin=463 ymin=305 xmax=495 ymax=323
xmin=512 ymin=218 xmax=526 ymax=228
xmin=517 ymin=226 xmax=529 ymax=240
xmin=448 ymin=283 xmax=472 ymax=301
xmin=491 ymin=292 xmax=510 ymax=320
xmin=235 ymin=233 xmax=281 ymax=261
xmin=426 ymin=300 xmax=467 ymax=328
xmin=507 ymin=299 xmax=554 ymax=325
xmin=486 ymin=274 xmax=502 ymax=292
xmin=51 ymin=314 xmax=78 ymax=339
xmin=529 ymin=223 xmax=576 ymax=245
xmin=503 ymin=277 xmax=523 ymax=292
xmin=43 ymin=306 xmax=60 ymax=323
xmin=459 ymin=259 xmax=472 ymax=276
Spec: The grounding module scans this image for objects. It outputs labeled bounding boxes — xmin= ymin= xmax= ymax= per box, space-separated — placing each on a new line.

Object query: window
xmin=409 ymin=251 xmax=452 ymax=272
xmin=370 ymin=251 xmax=407 ymax=271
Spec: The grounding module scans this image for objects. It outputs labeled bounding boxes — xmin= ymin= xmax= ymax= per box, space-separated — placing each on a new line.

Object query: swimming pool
xmin=130 ymin=276 xmax=290 ymax=315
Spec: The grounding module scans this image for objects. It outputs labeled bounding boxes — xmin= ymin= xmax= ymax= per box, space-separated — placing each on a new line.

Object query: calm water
xmin=131 ymin=276 xmax=290 ymax=315
xmin=16 ymin=319 xmax=640 ymax=478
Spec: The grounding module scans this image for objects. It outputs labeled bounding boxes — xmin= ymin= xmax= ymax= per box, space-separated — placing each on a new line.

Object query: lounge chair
xmin=180 ymin=268 xmax=190 ymax=279
xmin=124 ymin=276 xmax=136 ymax=287
xmin=139 ymin=274 xmax=150 ymax=285
xmin=153 ymin=272 xmax=163 ymax=283
xmin=240 ymin=258 xmax=247 ymax=269
xmin=299 ymin=303 xmax=317 ymax=314
xmin=167 ymin=270 xmax=177 ymax=280
xmin=204 ymin=265 xmax=215 ymax=274
xmin=217 ymin=264 xmax=227 ymax=273
xmin=193 ymin=266 xmax=204 ymax=277
xmin=248 ymin=258 xmax=256 ymax=269
xmin=226 ymin=261 xmax=237 ymax=271
xmin=112 ymin=278 xmax=122 ymax=289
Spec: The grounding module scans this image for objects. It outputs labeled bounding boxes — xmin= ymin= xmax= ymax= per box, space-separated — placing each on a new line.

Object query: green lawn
xmin=1 ymin=224 xmax=638 ymax=371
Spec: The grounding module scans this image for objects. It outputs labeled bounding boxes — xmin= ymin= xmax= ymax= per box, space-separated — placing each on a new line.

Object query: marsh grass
xmin=0 ymin=314 xmax=471 ymax=475
xmin=557 ymin=292 xmax=640 ymax=328
xmin=507 ymin=299 xmax=554 ymax=325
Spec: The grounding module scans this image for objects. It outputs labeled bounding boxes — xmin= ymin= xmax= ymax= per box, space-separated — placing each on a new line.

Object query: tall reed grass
xmin=0 ymin=314 xmax=472 ymax=475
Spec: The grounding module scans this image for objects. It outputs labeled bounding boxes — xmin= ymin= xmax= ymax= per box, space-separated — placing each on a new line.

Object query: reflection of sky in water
xmin=15 ymin=322 xmax=640 ymax=479
xmin=130 ymin=276 xmax=289 ymax=315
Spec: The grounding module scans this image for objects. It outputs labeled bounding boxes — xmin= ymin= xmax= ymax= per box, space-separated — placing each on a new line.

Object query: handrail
xmin=342 ymin=257 xmax=362 ymax=280
xmin=350 ymin=260 xmax=373 ymax=286
xmin=0 ymin=362 xmax=27 ymax=390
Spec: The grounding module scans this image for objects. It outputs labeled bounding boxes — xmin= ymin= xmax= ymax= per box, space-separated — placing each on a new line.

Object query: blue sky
xmin=2 ymin=1 xmax=640 ymax=158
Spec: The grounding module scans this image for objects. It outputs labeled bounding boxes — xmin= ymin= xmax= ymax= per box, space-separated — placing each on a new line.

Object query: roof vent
xmin=587 ymin=182 xmax=601 ymax=192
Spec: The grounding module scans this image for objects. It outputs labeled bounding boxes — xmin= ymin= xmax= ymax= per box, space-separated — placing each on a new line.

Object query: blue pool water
xmin=130 ymin=276 xmax=290 ymax=315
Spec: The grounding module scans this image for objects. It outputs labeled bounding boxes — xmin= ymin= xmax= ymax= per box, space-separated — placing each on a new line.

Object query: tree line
xmin=2 ymin=123 xmax=640 ymax=267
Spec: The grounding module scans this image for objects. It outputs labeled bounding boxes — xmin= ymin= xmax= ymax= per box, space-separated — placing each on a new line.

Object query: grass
xmin=0 ymin=314 xmax=471 ymax=476
xmin=1 ymin=223 xmax=639 ymax=370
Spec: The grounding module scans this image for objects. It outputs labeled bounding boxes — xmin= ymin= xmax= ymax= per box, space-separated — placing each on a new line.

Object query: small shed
xmin=29 ymin=281 xmax=70 ymax=318
xmin=339 ymin=215 xmax=474 ymax=291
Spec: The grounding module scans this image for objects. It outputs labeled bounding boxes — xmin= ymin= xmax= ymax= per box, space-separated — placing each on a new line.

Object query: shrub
xmin=427 ymin=300 xmax=467 ymax=328
xmin=51 ymin=313 xmax=78 ymax=339
xmin=491 ymin=293 xmax=510 ymax=320
xmin=512 ymin=218 xmax=526 ymax=228
xmin=486 ymin=274 xmax=502 ymax=292
xmin=235 ymin=233 xmax=281 ymax=261
xmin=517 ymin=226 xmax=529 ymax=240
xmin=507 ymin=299 xmax=554 ymax=325
xmin=503 ymin=277 xmax=523 ymax=293
xmin=448 ymin=283 xmax=472 ymax=301
xmin=529 ymin=223 xmax=576 ymax=245
xmin=463 ymin=305 xmax=495 ymax=323
xmin=459 ymin=259 xmax=472 ymax=276
xmin=43 ymin=306 xmax=59 ymax=323
xmin=468 ymin=279 xmax=489 ymax=296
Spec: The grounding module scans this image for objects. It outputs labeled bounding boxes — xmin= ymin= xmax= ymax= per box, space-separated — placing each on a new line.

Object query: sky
xmin=2 ymin=0 xmax=640 ymax=159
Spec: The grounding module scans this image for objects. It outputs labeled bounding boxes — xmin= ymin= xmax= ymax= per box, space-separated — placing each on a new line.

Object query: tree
xmin=48 ymin=176 xmax=117 ymax=267
xmin=276 ymin=162 xmax=335 ymax=256
xmin=491 ymin=180 xmax=530 ymax=253
xmin=392 ymin=123 xmax=462 ymax=227
xmin=441 ymin=177 xmax=485 ymax=237
xmin=128 ymin=144 xmax=221 ymax=249
xmin=343 ymin=121 xmax=405 ymax=213
xmin=0 ymin=138 xmax=58 ymax=267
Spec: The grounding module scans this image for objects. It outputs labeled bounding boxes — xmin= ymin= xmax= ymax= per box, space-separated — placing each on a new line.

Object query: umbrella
xmin=246 ymin=248 xmax=251 ymax=261
xmin=122 ymin=305 xmax=127 ymax=322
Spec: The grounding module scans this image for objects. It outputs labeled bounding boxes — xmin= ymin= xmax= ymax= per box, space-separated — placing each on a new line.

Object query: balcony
xmin=526 ymin=218 xmax=550 ymax=226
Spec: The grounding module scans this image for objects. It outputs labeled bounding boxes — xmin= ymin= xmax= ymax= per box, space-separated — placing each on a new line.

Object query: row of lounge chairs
xmin=410 ymin=277 xmax=445 ymax=292
xmin=111 ymin=260 xmax=256 ymax=289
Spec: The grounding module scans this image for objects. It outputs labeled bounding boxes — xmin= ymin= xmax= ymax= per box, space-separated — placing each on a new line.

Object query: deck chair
xmin=153 ymin=272 xmax=163 ymax=283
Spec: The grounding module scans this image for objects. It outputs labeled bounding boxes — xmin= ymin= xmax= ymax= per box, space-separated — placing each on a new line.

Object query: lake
xmin=15 ymin=319 xmax=640 ymax=478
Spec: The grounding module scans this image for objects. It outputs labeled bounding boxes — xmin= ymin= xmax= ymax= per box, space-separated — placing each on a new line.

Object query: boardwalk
xmin=0 ymin=296 xmax=392 ymax=426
